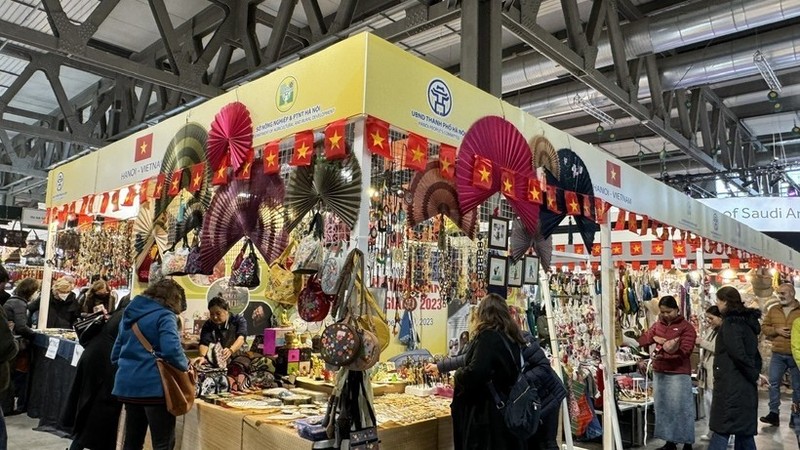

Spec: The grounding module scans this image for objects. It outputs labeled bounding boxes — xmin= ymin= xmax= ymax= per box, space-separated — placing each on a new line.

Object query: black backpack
xmin=487 ymin=337 xmax=542 ymax=441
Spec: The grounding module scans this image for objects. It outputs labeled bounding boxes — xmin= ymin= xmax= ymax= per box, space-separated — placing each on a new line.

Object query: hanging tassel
xmin=567 ymin=216 xmax=574 ymax=245
xmin=438 ymin=214 xmax=446 ymax=250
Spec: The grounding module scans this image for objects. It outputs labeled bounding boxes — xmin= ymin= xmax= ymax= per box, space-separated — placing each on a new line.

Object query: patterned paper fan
xmin=406 ymin=161 xmax=477 ymax=238
xmin=455 ymin=116 xmax=540 ymax=234
xmin=133 ymin=201 xmax=169 ymax=270
xmin=530 ymin=135 xmax=560 ymax=179
xmin=284 ymin=154 xmax=361 ymax=233
xmin=154 ymin=122 xmax=212 ymax=221
xmin=207 ymin=101 xmax=253 ymax=172
xmin=509 ymin=218 xmax=552 ymax=271
xmin=199 ymin=167 xmax=288 ymax=272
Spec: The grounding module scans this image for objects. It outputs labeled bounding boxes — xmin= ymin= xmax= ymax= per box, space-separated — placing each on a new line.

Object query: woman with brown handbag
xmin=112 ymin=279 xmax=189 ymax=450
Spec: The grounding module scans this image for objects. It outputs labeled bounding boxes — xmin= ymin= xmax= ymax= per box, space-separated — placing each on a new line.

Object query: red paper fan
xmin=207 ymin=101 xmax=253 ymax=172
xmin=455 ymin=116 xmax=540 ymax=234
xmin=406 ymin=161 xmax=477 ymax=238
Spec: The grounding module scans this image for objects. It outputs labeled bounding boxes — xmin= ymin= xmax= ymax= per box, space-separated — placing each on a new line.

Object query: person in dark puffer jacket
xmin=426 ymin=331 xmax=566 ymax=449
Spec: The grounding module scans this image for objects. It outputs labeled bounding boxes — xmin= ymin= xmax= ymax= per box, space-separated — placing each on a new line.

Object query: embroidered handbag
xmin=149 ymin=255 xmax=164 ymax=285
xmin=162 ymin=245 xmax=190 ymax=276
xmin=230 ymin=240 xmax=260 ymax=288
xmin=350 ymin=379 xmax=381 ymax=449
xmin=183 ymin=234 xmax=211 ymax=275
xmin=293 ymin=214 xmax=324 ymax=274
xmin=268 ymin=240 xmax=301 ymax=305
xmin=320 ymin=312 xmax=362 ymax=367
xmin=320 ymin=242 xmax=347 ymax=295
xmin=196 ymin=367 xmax=229 ymax=396
xmin=298 ymin=274 xmax=333 ymax=322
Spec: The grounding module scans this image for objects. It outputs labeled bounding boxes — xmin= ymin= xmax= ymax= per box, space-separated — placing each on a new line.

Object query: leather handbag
xmin=132 ymin=323 xmax=196 ymax=416
xmin=350 ymin=379 xmax=381 ymax=449
xmin=5 ymin=222 xmax=27 ymax=248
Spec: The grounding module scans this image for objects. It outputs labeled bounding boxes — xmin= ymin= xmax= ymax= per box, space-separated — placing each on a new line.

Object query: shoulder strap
xmin=131 ymin=322 xmax=155 ymax=355
xmin=487 ymin=334 xmax=524 ymax=409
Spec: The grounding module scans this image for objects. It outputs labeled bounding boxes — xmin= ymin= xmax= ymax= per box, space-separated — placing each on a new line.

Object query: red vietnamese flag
xmin=591 ymin=243 xmax=601 ymax=256
xmin=567 ymin=262 xmax=575 ymax=272
xmin=611 ymin=242 xmax=623 ymax=256
xmin=627 ymin=212 xmax=638 ymax=233
xmin=591 ymin=261 xmax=599 ymax=272
xmin=79 ymin=195 xmax=90 ymax=215
xmin=564 ymin=190 xmax=580 ymax=216
xmin=324 ymin=120 xmax=347 ymax=160
xmin=629 ymin=241 xmax=643 ymax=256
xmin=632 ymin=261 xmax=641 ymax=270
xmin=581 ymin=194 xmax=594 ymax=220
xmin=122 ymin=186 xmax=136 ymax=207
xmin=594 ymin=197 xmax=608 ymax=223
xmin=712 ymin=259 xmax=722 ymax=269
xmin=168 ymin=170 xmax=183 ymax=197
xmin=263 ymin=142 xmax=280 ymax=175
xmin=574 ymin=244 xmax=585 ymax=254
xmin=213 ymin=154 xmax=229 ymax=185
xmin=235 ymin=149 xmax=254 ymax=180
xmin=188 ymin=162 xmax=206 ymax=192
xmin=672 ymin=240 xmax=687 ymax=258
xmin=527 ymin=178 xmax=543 ymax=204
xmin=640 ymin=215 xmax=650 ymax=236
xmin=545 ymin=186 xmax=561 ymax=213
xmin=404 ymin=133 xmax=428 ymax=172
xmin=69 ymin=201 xmax=77 ymax=215
xmin=663 ymin=260 xmax=673 ymax=269
xmin=110 ymin=190 xmax=120 ymax=212
xmin=500 ymin=169 xmax=517 ymax=200
xmin=439 ymin=144 xmax=456 ymax=179
xmin=555 ymin=245 xmax=566 ymax=253
xmin=606 ymin=161 xmax=621 ymax=188
xmin=100 ymin=192 xmax=110 ymax=214
xmin=472 ymin=156 xmax=493 ymax=190
xmin=291 ymin=130 xmax=314 ymax=166
xmin=648 ymin=260 xmax=657 ymax=270
xmin=651 ymin=241 xmax=664 ymax=255
xmin=730 ymin=258 xmax=740 ymax=269
xmin=134 ymin=133 xmax=153 ymax=162
xmin=152 ymin=174 xmax=166 ymax=199
xmin=366 ymin=117 xmax=391 ymax=159
xmin=139 ymin=179 xmax=150 ymax=204
xmin=85 ymin=194 xmax=96 ymax=214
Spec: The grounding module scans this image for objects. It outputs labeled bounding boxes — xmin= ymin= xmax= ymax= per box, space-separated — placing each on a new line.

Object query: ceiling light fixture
xmin=572 ymin=94 xmax=615 ymax=126
xmin=754 ymin=50 xmax=782 ymax=93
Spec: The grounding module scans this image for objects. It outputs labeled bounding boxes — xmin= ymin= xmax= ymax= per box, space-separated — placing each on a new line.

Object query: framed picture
xmin=524 ymin=256 xmax=540 ymax=285
xmin=488 ymin=255 xmax=508 ymax=287
xmin=488 ymin=217 xmax=509 ymax=250
xmin=507 ymin=258 xmax=524 ymax=287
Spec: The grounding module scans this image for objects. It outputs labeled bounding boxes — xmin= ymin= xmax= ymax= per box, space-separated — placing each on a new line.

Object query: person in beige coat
xmin=698 ymin=306 xmax=728 ymax=443
xmin=761 ymin=283 xmax=800 ymax=426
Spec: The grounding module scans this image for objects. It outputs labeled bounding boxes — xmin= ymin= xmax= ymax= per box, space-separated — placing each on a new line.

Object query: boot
xmin=760 ymin=411 xmax=779 ymax=426
xmin=683 ymin=445 xmax=692 ymax=450
xmin=655 ymin=443 xmax=677 ymax=450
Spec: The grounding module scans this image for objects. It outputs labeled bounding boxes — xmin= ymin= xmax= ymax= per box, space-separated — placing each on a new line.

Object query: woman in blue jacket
xmin=112 ymin=279 xmax=188 ymax=450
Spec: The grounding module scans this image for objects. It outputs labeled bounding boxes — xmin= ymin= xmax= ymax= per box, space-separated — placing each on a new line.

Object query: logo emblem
xmin=427 ymin=79 xmax=452 ymax=117
xmin=712 ymin=213 xmax=719 ymax=231
xmin=56 ymin=172 xmax=64 ymax=192
xmin=276 ymin=76 xmax=297 ymax=112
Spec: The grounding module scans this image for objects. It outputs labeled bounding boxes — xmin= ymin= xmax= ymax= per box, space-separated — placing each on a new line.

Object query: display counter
xmin=27 ymin=332 xmax=79 ymax=436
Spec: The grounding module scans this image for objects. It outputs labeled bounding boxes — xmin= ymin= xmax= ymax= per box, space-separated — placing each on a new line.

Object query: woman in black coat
xmin=452 ymin=294 xmax=526 ymax=450
xmin=708 ymin=286 xmax=761 ymax=450
xmin=60 ymin=298 xmax=129 ymax=450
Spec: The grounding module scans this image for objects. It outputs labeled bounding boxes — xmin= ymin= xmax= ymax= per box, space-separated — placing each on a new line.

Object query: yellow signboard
xmin=45 ymin=152 xmax=99 ymax=207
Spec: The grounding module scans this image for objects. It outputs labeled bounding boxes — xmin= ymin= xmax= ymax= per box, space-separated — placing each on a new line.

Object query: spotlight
xmin=773 ymin=102 xmax=783 ymax=112
xmin=608 ymin=131 xmax=617 ymax=141
xmin=793 ymin=124 xmax=800 ymax=134
xmin=768 ymin=90 xmax=780 ymax=102
xmin=596 ymin=125 xmax=605 ymax=134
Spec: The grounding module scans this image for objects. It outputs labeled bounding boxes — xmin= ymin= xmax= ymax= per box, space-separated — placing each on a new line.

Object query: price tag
xmin=71 ymin=344 xmax=84 ymax=367
xmin=45 ymin=337 xmax=59 ymax=359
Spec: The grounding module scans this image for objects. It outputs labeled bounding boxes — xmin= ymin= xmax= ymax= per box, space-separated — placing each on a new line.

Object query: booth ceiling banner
xmin=46 ymin=152 xmax=99 ymax=207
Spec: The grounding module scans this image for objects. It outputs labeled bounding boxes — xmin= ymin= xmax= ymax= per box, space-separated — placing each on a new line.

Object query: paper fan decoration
xmin=199 ymin=166 xmax=288 ymax=273
xmin=207 ymin=101 xmax=253 ymax=172
xmin=509 ymin=218 xmax=552 ymax=271
xmin=284 ymin=154 xmax=361 ymax=233
xmin=133 ymin=201 xmax=169 ymax=270
xmin=530 ymin=135 xmax=560 ymax=179
xmin=538 ymin=149 xmax=599 ymax=249
xmin=455 ymin=116 xmax=540 ymax=233
xmin=406 ymin=161 xmax=477 ymax=238
xmin=154 ymin=123 xmax=212 ymax=221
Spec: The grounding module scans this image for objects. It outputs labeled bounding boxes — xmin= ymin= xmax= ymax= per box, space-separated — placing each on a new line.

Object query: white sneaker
xmin=699 ymin=434 xmax=710 ymax=441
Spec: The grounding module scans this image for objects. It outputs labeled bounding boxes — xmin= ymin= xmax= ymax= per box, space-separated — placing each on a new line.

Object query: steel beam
xmin=461 ymin=0 xmax=503 ymax=96
xmin=374 ymin=2 xmax=461 ymax=43
xmin=0 ymin=120 xmax=104 ymax=148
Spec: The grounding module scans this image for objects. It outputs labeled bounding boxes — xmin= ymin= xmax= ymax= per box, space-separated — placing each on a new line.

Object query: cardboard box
xmin=287 ymin=362 xmax=300 ymax=376
xmin=287 ymin=348 xmax=301 ymax=362
xmin=263 ymin=328 xmax=293 ymax=355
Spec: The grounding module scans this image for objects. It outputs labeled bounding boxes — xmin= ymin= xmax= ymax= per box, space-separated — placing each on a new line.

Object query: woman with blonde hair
xmin=46 ymin=277 xmax=79 ymax=329
xmin=451 ymin=293 xmax=526 ymax=450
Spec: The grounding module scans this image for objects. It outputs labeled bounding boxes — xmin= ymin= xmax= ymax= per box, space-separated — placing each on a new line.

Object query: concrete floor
xmin=4 ymin=392 xmax=798 ymax=449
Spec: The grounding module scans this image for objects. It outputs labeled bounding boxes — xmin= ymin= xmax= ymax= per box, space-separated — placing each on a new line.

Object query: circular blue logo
xmin=56 ymin=172 xmax=64 ymax=192
xmin=428 ymin=79 xmax=452 ymax=117
xmin=712 ymin=213 xmax=719 ymax=231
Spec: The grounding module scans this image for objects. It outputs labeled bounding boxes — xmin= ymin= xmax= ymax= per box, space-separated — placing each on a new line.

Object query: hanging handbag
xmin=268 ymin=240 xmax=301 ymax=305
xmin=56 ymin=229 xmax=81 ymax=252
xmin=149 ymin=253 xmax=164 ymax=285
xmin=162 ymin=236 xmax=190 ymax=277
xmin=131 ymin=323 xmax=196 ymax=416
xmin=230 ymin=239 xmax=260 ymax=288
xmin=183 ymin=233 xmax=210 ymax=275
xmin=74 ymin=311 xmax=107 ymax=345
xmin=5 ymin=222 xmax=27 ymax=248
xmin=320 ymin=242 xmax=347 ymax=295
xmin=350 ymin=378 xmax=381 ymax=449
xmin=293 ymin=213 xmax=324 ymax=274
xmin=298 ymin=274 xmax=334 ymax=322
xmin=320 ymin=310 xmax=362 ymax=367
xmin=23 ymin=231 xmax=45 ymax=258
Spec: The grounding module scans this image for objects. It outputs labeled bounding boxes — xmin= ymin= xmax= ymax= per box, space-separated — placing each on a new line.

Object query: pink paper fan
xmin=207 ymin=101 xmax=253 ymax=172
xmin=455 ymin=116 xmax=540 ymax=234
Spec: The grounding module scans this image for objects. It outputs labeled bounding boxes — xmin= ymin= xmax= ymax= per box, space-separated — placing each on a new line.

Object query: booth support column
xmin=38 ymin=222 xmax=56 ymax=329
xmin=460 ymin=0 xmax=502 ymax=96
xmin=352 ymin=118 xmax=371 ymax=257
xmin=600 ymin=218 xmax=622 ymax=449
